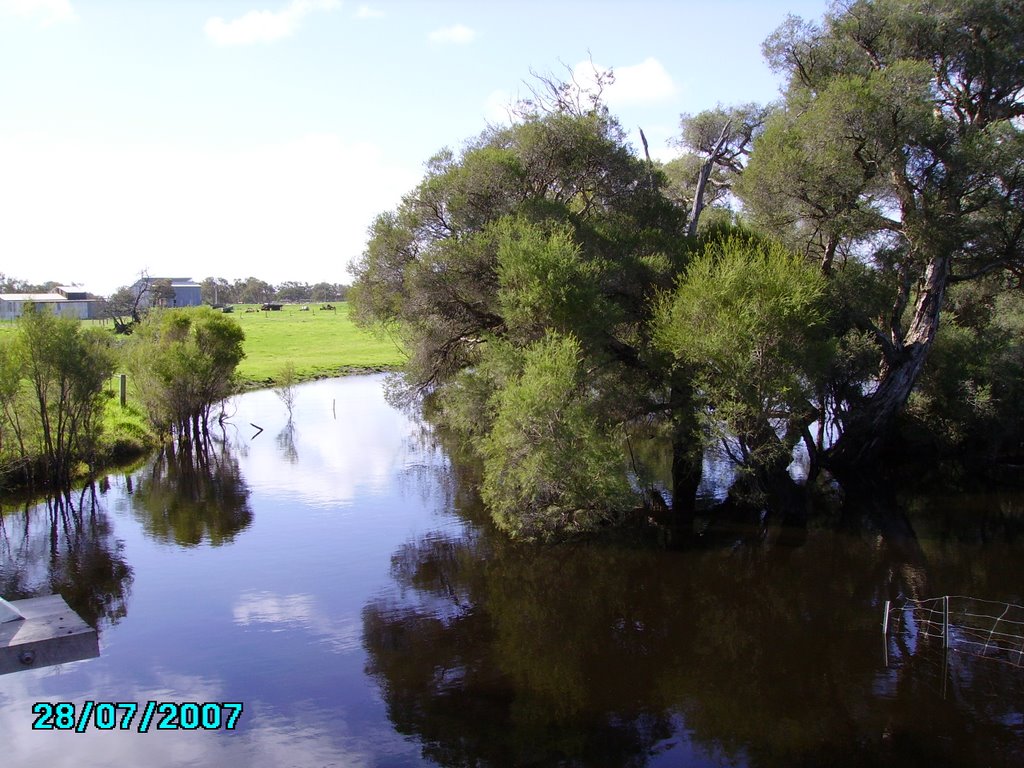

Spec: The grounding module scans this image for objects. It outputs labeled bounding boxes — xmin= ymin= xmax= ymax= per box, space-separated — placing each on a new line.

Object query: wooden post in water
xmin=120 ymin=374 xmax=127 ymax=407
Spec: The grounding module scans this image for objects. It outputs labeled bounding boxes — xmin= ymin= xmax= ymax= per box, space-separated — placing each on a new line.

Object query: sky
xmin=0 ymin=0 xmax=833 ymax=296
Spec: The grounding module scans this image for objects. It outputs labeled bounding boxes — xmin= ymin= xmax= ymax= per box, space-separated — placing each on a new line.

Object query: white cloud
xmin=231 ymin=379 xmax=414 ymax=507
xmin=573 ymin=56 xmax=678 ymax=107
xmin=428 ymin=23 xmax=475 ymax=45
xmin=483 ymin=89 xmax=514 ymax=124
xmin=0 ymin=0 xmax=76 ymax=25
xmin=353 ymin=4 xmax=383 ymax=19
xmin=233 ymin=591 xmax=362 ymax=653
xmin=204 ymin=0 xmax=339 ymax=46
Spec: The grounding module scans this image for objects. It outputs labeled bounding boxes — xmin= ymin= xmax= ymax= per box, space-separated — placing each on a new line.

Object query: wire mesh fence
xmin=884 ymin=596 xmax=1024 ymax=669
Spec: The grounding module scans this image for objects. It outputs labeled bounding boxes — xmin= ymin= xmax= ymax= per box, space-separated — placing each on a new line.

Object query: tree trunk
xmin=686 ymin=121 xmax=731 ymax=239
xmin=826 ymin=254 xmax=950 ymax=471
xmin=670 ymin=375 xmax=702 ymax=524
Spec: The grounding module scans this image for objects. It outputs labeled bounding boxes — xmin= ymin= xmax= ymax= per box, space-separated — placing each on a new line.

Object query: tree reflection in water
xmin=0 ymin=487 xmax=133 ymax=628
xmin=132 ymin=437 xmax=252 ymax=547
xmin=277 ymin=420 xmax=298 ymax=465
xmin=363 ymin=476 xmax=1024 ymax=767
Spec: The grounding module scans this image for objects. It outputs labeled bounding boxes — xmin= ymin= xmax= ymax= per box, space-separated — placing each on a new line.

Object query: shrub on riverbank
xmin=96 ymin=397 xmax=158 ymax=464
xmin=0 ymin=301 xmax=402 ymax=491
xmin=0 ymin=308 xmax=115 ymax=487
xmin=126 ymin=307 xmax=245 ymax=444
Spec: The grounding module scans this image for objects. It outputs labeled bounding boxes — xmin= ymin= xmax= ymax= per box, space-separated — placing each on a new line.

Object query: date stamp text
xmin=31 ymin=701 xmax=244 ymax=732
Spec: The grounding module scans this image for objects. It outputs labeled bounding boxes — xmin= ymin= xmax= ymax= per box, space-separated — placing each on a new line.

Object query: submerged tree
xmin=356 ymin=2 xmax=1024 ymax=531
xmin=655 ymin=232 xmax=833 ymax=480
xmin=480 ymin=333 xmax=635 ymax=539
xmin=274 ymin=361 xmax=299 ymax=420
xmin=738 ymin=0 xmax=1024 ymax=470
xmin=126 ymin=307 xmax=245 ymax=444
xmin=352 ymin=86 xmax=700 ymax=538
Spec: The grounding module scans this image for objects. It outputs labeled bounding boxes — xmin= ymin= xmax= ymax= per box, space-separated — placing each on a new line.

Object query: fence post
xmin=942 ymin=595 xmax=951 ymax=699
xmin=943 ymin=595 xmax=950 ymax=649
xmin=120 ymin=374 xmax=127 ymax=407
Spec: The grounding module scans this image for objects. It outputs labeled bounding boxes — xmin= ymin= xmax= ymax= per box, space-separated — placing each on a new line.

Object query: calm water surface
xmin=1 ymin=375 xmax=1022 ymax=767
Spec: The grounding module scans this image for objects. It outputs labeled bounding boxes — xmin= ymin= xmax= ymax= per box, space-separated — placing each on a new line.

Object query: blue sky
xmin=0 ymin=0 xmax=832 ymax=295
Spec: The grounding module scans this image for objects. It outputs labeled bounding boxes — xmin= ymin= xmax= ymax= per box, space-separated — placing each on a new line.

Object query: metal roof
xmin=0 ymin=293 xmax=69 ymax=302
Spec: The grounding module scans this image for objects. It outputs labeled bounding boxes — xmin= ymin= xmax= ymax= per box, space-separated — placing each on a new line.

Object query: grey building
xmin=131 ymin=277 xmax=203 ymax=309
xmin=0 ymin=286 xmax=99 ymax=320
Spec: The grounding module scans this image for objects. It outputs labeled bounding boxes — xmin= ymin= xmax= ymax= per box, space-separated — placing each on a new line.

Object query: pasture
xmin=0 ymin=302 xmax=406 ymax=389
xmin=230 ymin=302 xmax=405 ymax=387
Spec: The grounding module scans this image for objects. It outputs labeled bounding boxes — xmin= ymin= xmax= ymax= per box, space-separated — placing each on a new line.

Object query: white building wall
xmin=0 ymin=299 xmax=91 ymax=321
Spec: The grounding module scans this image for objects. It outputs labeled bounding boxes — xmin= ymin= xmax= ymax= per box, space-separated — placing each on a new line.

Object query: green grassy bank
xmin=2 ymin=302 xmax=405 ymax=387
xmin=0 ymin=302 xmax=405 ymax=491
xmin=229 ymin=302 xmax=405 ymax=388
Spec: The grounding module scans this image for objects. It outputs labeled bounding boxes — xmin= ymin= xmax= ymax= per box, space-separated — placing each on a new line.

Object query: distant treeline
xmin=0 ymin=273 xmax=349 ymax=305
xmin=0 ymin=275 xmax=62 ymax=294
xmin=200 ymin=278 xmax=349 ymax=305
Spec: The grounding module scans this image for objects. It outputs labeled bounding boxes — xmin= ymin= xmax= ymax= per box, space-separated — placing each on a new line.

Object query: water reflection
xmin=0 ymin=489 xmax=133 ymax=628
xmin=1 ymin=376 xmax=1022 ymax=767
xmin=364 ymin=484 xmax=1024 ymax=767
xmin=131 ymin=438 xmax=252 ymax=547
xmin=233 ymin=590 xmax=363 ymax=654
xmin=232 ymin=377 xmax=413 ymax=507
xmin=276 ymin=421 xmax=298 ymax=465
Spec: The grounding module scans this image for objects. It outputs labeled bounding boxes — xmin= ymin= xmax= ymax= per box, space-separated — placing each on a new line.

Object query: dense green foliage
xmin=739 ymin=0 xmax=1024 ymax=468
xmin=902 ymin=279 xmax=1024 ymax=456
xmin=353 ymin=0 xmax=1024 ymax=539
xmin=480 ymin=333 xmax=634 ymax=539
xmin=655 ymin=233 xmax=832 ymax=473
xmin=352 ymin=103 xmax=697 ymax=539
xmin=0 ymin=307 xmax=114 ymax=486
xmin=126 ymin=307 xmax=245 ymax=443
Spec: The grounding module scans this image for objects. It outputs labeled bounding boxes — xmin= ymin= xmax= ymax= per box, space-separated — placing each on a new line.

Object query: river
xmin=1 ymin=375 xmax=1022 ymax=767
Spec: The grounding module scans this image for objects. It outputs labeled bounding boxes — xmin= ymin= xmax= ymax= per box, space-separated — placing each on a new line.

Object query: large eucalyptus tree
xmin=351 ymin=94 xmax=701 ymax=538
xmin=738 ymin=0 xmax=1024 ymax=469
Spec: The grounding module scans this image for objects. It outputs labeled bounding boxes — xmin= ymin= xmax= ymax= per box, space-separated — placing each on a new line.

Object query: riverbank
xmin=229 ymin=302 xmax=405 ymax=388
xmin=0 ymin=303 xmax=404 ymax=493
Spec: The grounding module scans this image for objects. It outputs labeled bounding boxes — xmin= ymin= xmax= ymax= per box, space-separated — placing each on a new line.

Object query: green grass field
xmin=229 ymin=302 xmax=405 ymax=387
xmin=0 ymin=302 xmax=404 ymax=488
xmin=0 ymin=302 xmax=405 ymax=389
